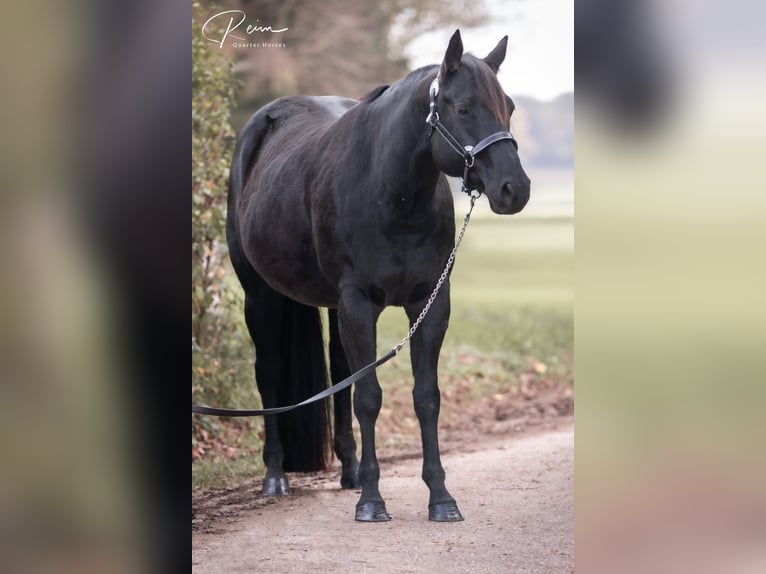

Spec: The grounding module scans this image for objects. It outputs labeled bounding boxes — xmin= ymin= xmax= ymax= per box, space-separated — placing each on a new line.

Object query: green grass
xmin=192 ymin=214 xmax=573 ymax=490
xmin=377 ymin=216 xmax=573 ymax=374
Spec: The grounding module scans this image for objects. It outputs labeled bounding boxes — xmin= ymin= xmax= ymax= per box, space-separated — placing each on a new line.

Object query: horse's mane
xmin=360 ymin=66 xmax=436 ymax=104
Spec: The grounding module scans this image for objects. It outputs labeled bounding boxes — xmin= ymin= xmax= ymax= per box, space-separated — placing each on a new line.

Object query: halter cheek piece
xmin=425 ymin=75 xmax=518 ymax=196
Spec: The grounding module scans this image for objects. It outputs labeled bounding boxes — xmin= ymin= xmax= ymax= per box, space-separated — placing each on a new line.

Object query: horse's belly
xmin=242 ymin=208 xmax=338 ymax=308
xmin=256 ymin=258 xmax=338 ymax=308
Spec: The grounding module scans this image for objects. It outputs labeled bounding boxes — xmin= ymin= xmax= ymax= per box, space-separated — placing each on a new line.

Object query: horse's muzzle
xmin=489 ymin=177 xmax=530 ymax=215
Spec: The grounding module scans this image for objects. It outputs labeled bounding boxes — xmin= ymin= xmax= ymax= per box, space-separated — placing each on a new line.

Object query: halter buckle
xmin=429 ymin=76 xmax=439 ymax=98
xmin=426 ymin=75 xmax=440 ymax=126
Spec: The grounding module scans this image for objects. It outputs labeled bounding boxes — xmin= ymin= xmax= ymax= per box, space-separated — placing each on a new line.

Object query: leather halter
xmin=425 ymin=74 xmax=517 ymax=194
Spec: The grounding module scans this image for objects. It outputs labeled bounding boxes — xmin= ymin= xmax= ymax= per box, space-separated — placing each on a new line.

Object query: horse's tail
xmin=226 ymin=108 xmax=332 ymax=473
xmin=276 ymin=301 xmax=333 ymax=472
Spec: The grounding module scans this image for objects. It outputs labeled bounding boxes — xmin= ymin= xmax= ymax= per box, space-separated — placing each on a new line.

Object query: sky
xmin=403 ymin=0 xmax=574 ymax=101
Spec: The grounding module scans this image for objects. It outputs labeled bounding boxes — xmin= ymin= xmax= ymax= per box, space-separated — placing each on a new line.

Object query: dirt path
xmin=192 ymin=421 xmax=573 ymax=573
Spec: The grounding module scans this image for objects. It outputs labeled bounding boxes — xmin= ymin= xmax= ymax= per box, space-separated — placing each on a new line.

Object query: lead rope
xmin=394 ymin=189 xmax=479 ymax=354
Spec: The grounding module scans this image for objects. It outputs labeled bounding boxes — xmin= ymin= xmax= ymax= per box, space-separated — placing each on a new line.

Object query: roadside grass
xmin=192 ymin=215 xmax=573 ymax=489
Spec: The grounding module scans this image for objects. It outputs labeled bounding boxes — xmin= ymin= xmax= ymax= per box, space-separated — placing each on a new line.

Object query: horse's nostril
xmin=502 ymin=181 xmax=514 ymax=196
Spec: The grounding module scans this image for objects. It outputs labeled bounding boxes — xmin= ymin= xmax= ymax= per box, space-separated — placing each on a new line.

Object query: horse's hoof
xmin=355 ymin=501 xmax=391 ymax=522
xmin=340 ymin=471 xmax=360 ymax=490
xmin=262 ymin=476 xmax=290 ymax=496
xmin=428 ymin=501 xmax=464 ymax=522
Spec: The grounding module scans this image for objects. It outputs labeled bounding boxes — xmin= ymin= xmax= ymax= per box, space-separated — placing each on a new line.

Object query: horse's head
xmin=429 ymin=30 xmax=530 ymax=215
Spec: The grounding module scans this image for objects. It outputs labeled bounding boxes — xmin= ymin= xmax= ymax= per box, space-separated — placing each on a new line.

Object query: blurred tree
xmin=192 ymin=1 xmax=253 ymax=445
xmin=200 ymin=0 xmax=487 ymax=126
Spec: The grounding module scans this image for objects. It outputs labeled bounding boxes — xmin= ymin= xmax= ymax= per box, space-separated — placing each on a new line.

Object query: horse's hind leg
xmin=405 ymin=283 xmax=463 ymax=521
xmin=328 ymin=309 xmax=360 ymax=489
xmin=244 ymin=285 xmax=290 ymax=496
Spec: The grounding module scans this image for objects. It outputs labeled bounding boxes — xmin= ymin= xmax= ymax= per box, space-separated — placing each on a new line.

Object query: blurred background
xmin=2 ymin=0 xmax=765 ymax=572
xmin=575 ymin=1 xmax=766 ymax=572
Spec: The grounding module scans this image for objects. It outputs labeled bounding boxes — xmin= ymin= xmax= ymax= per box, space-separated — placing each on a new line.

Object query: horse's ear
xmin=441 ymin=29 xmax=463 ymax=75
xmin=484 ymin=36 xmax=508 ymax=73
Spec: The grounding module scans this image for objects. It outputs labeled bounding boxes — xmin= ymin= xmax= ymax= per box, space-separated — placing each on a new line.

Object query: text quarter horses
xmin=226 ymin=30 xmax=530 ymax=522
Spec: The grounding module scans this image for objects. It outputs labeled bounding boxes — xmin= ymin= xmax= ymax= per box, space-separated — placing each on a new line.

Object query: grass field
xmin=192 ymin=210 xmax=573 ymax=489
xmin=378 ymin=213 xmax=573 ymax=365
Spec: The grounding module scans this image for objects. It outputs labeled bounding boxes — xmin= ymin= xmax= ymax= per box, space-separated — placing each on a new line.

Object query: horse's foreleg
xmin=405 ymin=283 xmax=463 ymax=521
xmin=328 ymin=309 xmax=360 ymax=489
xmin=337 ymin=288 xmax=389 ymax=522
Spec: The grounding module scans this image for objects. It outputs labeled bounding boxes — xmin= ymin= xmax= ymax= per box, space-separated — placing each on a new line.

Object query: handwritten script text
xmin=202 ymin=10 xmax=288 ymax=49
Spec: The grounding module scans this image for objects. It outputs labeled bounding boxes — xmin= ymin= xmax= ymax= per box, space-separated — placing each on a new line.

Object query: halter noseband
xmin=425 ymin=74 xmax=518 ymax=196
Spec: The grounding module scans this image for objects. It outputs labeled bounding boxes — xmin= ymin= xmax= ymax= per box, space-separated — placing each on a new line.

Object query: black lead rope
xmin=192 ymin=71 xmax=517 ymax=418
xmin=192 ymin=349 xmax=397 ymax=417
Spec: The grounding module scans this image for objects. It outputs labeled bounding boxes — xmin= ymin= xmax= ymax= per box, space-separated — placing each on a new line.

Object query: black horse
xmin=226 ymin=30 xmax=530 ymax=522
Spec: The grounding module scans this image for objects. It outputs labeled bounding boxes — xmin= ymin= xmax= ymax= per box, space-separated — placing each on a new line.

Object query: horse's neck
xmin=366 ymin=75 xmax=442 ymax=213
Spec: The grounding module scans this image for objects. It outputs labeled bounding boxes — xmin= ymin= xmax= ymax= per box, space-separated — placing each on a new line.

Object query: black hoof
xmin=355 ymin=501 xmax=391 ymax=522
xmin=340 ymin=470 xmax=361 ymax=490
xmin=429 ymin=501 xmax=464 ymax=522
xmin=262 ymin=475 xmax=290 ymax=496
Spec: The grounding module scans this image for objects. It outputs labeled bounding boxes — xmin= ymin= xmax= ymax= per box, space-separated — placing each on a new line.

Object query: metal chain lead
xmin=394 ymin=190 xmax=479 ymax=354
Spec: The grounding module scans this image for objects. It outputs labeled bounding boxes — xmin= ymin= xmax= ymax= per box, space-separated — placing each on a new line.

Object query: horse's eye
xmin=456 ymin=105 xmax=469 ymax=116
